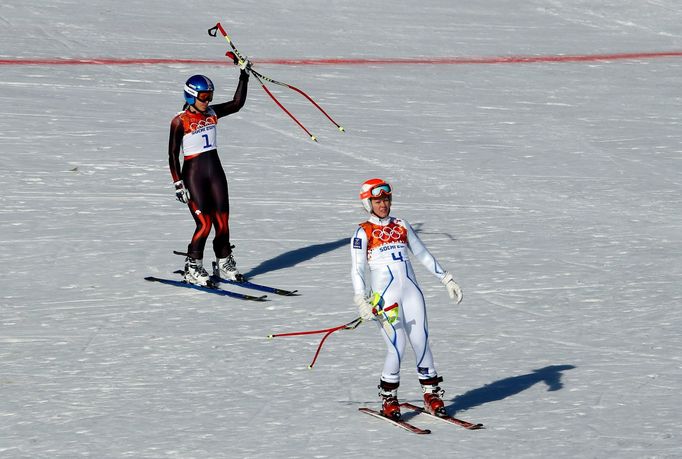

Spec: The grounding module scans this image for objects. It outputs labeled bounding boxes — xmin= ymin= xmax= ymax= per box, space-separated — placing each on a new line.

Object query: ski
xmin=144 ymin=276 xmax=268 ymax=301
xmin=172 ymin=268 xmax=299 ymax=296
xmin=215 ymin=275 xmax=299 ymax=296
xmin=358 ymin=407 xmax=431 ymax=435
xmin=400 ymin=402 xmax=483 ymax=430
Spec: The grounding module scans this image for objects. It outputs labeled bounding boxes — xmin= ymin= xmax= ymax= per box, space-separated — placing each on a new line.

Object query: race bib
xmin=183 ymin=121 xmax=217 ymax=157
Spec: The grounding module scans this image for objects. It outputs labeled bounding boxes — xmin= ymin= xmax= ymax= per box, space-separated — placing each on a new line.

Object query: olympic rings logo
xmin=372 ymin=225 xmax=405 ymax=242
xmin=190 ymin=118 xmax=216 ymax=131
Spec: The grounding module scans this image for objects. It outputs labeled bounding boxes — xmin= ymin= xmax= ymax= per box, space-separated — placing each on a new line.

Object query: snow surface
xmin=1 ymin=0 xmax=682 ymax=458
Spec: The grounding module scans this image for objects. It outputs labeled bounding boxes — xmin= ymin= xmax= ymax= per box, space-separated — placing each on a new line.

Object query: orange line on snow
xmin=1 ymin=51 xmax=682 ymax=66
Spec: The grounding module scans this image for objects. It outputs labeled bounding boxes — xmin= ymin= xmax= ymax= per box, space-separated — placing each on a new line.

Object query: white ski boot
xmin=215 ymin=253 xmax=245 ymax=282
xmin=184 ymin=257 xmax=211 ymax=286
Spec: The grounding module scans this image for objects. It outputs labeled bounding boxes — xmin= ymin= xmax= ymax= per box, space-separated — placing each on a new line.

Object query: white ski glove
xmin=238 ymin=57 xmax=252 ymax=71
xmin=441 ymin=272 xmax=463 ymax=304
xmin=174 ymin=180 xmax=190 ymax=204
xmin=354 ymin=294 xmax=375 ymax=321
xmin=227 ymin=51 xmax=252 ymax=71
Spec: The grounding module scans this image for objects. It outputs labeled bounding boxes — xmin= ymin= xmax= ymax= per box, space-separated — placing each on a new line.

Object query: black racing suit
xmin=168 ymin=70 xmax=249 ymax=260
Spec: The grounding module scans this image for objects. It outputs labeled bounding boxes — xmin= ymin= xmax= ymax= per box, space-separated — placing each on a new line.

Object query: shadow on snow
xmin=242 ymin=224 xmax=454 ymax=279
xmin=447 ymin=364 xmax=576 ymax=414
xmin=243 ymin=237 xmax=349 ymax=279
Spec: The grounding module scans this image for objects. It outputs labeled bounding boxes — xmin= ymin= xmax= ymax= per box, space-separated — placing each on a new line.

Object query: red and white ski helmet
xmin=359 ymin=178 xmax=392 ymax=213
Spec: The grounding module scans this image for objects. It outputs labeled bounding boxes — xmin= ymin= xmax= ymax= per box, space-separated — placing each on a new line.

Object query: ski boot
xmin=378 ymin=380 xmax=401 ymax=420
xmin=215 ymin=252 xmax=245 ymax=283
xmin=184 ymin=257 xmax=211 ymax=286
xmin=420 ymin=376 xmax=446 ymax=416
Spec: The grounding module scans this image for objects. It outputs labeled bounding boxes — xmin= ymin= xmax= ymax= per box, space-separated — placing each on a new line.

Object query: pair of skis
xmin=360 ymin=403 xmax=483 ymax=434
xmin=144 ymin=275 xmax=286 ymax=301
xmin=145 ymin=252 xmax=299 ymax=301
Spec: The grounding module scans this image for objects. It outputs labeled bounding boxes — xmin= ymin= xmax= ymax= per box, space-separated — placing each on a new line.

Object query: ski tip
xmin=338 ymin=126 xmax=345 ymax=132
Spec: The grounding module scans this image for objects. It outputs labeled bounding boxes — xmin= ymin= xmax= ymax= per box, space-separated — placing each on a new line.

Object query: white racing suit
xmin=350 ymin=215 xmax=447 ymax=384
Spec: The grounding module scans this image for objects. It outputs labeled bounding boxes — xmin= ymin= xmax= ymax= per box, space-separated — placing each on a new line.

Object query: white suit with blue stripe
xmin=350 ymin=215 xmax=448 ymax=384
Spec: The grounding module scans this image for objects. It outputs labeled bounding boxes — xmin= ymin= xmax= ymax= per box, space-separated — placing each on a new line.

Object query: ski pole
xmin=268 ymin=317 xmax=362 ymax=368
xmin=307 ymin=318 xmax=362 ymax=369
xmin=248 ymin=67 xmax=345 ymax=133
xmin=300 ymin=302 xmax=396 ymax=368
xmin=267 ymin=316 xmax=362 ymax=340
xmin=209 ymin=22 xmax=344 ymax=131
xmin=208 ymin=23 xmax=344 ymax=140
xmin=250 ymin=67 xmax=319 ymax=141
xmin=208 ymin=22 xmax=317 ymax=141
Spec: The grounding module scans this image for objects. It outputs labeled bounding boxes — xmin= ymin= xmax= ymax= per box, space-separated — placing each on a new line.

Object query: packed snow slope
xmin=1 ymin=1 xmax=681 ymax=458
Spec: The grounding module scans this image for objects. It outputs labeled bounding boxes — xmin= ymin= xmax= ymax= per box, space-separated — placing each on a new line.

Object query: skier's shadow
xmin=410 ymin=222 xmax=456 ymax=241
xmin=446 ymin=364 xmax=576 ymax=414
xmin=243 ymin=224 xmax=451 ymax=279
xmin=243 ymin=237 xmax=349 ymax=279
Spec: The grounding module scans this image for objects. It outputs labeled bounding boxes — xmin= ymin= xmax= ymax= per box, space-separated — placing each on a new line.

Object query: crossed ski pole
xmin=268 ymin=317 xmax=362 ymax=369
xmin=267 ymin=294 xmax=398 ymax=368
xmin=208 ymin=22 xmax=344 ymax=142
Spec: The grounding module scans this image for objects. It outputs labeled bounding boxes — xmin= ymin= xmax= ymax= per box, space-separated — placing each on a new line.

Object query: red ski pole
xmin=268 ymin=317 xmax=362 ymax=368
xmin=208 ymin=22 xmax=344 ymax=140
xmin=250 ymin=67 xmax=345 ymax=132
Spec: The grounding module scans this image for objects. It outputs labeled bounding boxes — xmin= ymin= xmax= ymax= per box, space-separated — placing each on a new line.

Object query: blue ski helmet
xmin=184 ymin=75 xmax=214 ymax=105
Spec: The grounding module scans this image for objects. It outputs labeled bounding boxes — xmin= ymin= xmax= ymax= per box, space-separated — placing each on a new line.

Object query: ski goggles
xmin=195 ymin=91 xmax=214 ymax=102
xmin=360 ymin=183 xmax=392 ymax=200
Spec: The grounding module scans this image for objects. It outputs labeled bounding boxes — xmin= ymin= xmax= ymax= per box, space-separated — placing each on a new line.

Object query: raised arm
xmin=211 ymin=70 xmax=250 ymax=118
